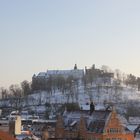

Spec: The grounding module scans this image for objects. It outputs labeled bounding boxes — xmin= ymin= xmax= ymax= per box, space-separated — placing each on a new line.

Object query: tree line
xmin=0 ymin=80 xmax=31 ymax=100
xmin=32 ymin=75 xmax=79 ymax=94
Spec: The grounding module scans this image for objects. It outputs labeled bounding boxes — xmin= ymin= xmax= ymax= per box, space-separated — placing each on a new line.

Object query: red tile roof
xmin=0 ymin=131 xmax=16 ymax=140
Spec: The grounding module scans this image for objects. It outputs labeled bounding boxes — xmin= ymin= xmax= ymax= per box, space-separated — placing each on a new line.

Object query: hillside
xmin=0 ymin=64 xmax=140 ymax=118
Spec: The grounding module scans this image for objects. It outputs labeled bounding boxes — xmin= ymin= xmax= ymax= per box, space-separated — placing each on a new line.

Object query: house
xmin=55 ymin=106 xmax=134 ymax=140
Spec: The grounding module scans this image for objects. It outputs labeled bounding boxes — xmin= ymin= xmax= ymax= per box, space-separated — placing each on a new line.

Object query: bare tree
xmin=21 ymin=80 xmax=31 ymax=96
xmin=125 ymin=74 xmax=137 ymax=87
xmin=9 ymin=84 xmax=23 ymax=110
xmin=101 ymin=65 xmax=112 ymax=73
xmin=114 ymin=69 xmax=122 ymax=85
xmin=0 ymin=87 xmax=9 ymax=99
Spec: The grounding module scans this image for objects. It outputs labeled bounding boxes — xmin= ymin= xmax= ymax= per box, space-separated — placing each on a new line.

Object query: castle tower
xmin=74 ymin=64 xmax=77 ymax=70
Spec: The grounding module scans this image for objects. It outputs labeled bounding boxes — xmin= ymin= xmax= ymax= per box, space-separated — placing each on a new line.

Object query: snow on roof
xmin=63 ymin=110 xmax=111 ymax=133
xmin=80 ymin=104 xmax=90 ymax=110
xmin=46 ymin=69 xmax=84 ymax=78
xmin=129 ymin=117 xmax=140 ymax=124
xmin=37 ymin=72 xmax=46 ymax=77
xmin=70 ymin=120 xmax=77 ymax=126
xmin=81 ymin=104 xmax=106 ymax=111
xmin=47 ymin=69 xmax=84 ymax=74
xmin=95 ymin=104 xmax=105 ymax=110
xmin=118 ymin=115 xmax=128 ymax=125
xmin=127 ymin=124 xmax=138 ymax=131
xmin=36 ymin=69 xmax=84 ymax=79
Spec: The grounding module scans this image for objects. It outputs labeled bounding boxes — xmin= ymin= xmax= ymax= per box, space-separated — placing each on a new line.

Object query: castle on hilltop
xmin=32 ymin=64 xmax=114 ymax=91
xmin=32 ymin=64 xmax=84 ymax=90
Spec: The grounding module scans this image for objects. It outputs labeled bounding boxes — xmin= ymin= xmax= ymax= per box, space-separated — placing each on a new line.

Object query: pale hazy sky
xmin=0 ymin=0 xmax=140 ymax=87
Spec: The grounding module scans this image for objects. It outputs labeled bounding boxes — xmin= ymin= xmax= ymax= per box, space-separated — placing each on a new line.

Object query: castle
xmin=32 ymin=64 xmax=114 ymax=91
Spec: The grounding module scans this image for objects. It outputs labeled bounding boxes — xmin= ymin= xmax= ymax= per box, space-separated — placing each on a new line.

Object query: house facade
xmin=55 ymin=109 xmax=134 ymax=140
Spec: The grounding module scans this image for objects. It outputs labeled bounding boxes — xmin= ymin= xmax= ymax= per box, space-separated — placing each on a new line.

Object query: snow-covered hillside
xmin=29 ymin=84 xmax=140 ymax=105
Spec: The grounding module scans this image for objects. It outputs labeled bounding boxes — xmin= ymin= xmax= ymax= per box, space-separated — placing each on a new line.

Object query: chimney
xmin=90 ymin=101 xmax=95 ymax=115
xmin=15 ymin=116 xmax=21 ymax=135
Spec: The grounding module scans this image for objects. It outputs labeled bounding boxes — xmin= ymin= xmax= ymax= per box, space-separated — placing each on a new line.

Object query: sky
xmin=0 ymin=0 xmax=140 ymax=88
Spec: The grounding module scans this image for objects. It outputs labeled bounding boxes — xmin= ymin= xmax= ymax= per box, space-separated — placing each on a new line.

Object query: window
xmin=112 ymin=138 xmax=122 ymax=140
xmin=110 ymin=128 xmax=119 ymax=133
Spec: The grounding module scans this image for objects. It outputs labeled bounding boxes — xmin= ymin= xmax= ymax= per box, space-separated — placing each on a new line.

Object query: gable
xmin=105 ymin=110 xmax=125 ymax=133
